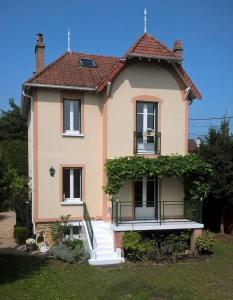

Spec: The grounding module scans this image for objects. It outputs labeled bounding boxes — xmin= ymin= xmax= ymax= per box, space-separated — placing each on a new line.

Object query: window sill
xmin=62 ymin=132 xmax=84 ymax=137
xmin=61 ymin=200 xmax=83 ymax=206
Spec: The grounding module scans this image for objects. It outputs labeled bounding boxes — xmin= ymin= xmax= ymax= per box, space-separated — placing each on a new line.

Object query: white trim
xmin=112 ymin=220 xmax=204 ymax=232
xmin=61 ymin=200 xmax=83 ymax=206
xmin=23 ymin=83 xmax=96 ymax=91
xmin=62 ymin=133 xmax=84 ymax=137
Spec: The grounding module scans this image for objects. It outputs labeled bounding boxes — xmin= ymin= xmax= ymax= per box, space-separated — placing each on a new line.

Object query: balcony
xmin=111 ymin=200 xmax=203 ymax=231
xmin=134 ymin=131 xmax=161 ymax=155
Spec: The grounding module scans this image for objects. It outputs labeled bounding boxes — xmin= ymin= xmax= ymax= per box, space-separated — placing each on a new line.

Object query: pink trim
xmin=35 ymin=217 xmax=83 ymax=223
xmin=102 ymin=94 xmax=108 ymax=220
xmin=132 ymin=95 xmax=163 ymax=155
xmin=60 ymin=91 xmax=85 ymax=134
xmin=60 ymin=164 xmax=86 ymax=203
xmin=34 ymin=90 xmax=39 ymax=221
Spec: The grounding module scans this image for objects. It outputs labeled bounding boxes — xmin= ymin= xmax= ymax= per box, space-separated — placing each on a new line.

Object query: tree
xmin=0 ymin=98 xmax=30 ymax=227
xmin=198 ymin=119 xmax=233 ymax=233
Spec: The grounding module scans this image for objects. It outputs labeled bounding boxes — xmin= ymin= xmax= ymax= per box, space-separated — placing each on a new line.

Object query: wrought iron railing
xmin=83 ymin=203 xmax=97 ymax=249
xmin=134 ymin=131 xmax=161 ymax=155
xmin=111 ymin=200 xmax=202 ymax=226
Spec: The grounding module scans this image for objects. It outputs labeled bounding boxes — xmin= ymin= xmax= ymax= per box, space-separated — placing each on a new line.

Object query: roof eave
xmin=127 ymin=53 xmax=182 ymax=63
xmin=23 ymin=82 xmax=96 ymax=91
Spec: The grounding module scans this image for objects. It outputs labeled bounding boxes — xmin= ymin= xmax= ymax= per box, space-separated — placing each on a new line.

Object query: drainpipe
xmin=22 ymin=90 xmax=35 ymax=233
xmin=185 ymin=87 xmax=193 ymax=105
xmin=106 ymin=81 xmax=112 ymax=97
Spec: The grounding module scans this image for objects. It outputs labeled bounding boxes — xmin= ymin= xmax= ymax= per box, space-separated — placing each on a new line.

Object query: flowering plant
xmin=26 ymin=238 xmax=36 ymax=245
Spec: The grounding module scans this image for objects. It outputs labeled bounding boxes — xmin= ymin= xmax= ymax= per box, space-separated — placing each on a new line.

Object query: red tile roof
xmin=25 ymin=33 xmax=201 ymax=99
xmin=26 ymin=52 xmax=119 ymax=88
xmin=124 ymin=33 xmax=178 ymax=60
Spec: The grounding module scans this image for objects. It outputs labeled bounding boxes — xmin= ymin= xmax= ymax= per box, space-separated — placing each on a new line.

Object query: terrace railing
xmin=134 ymin=131 xmax=161 ymax=155
xmin=111 ymin=200 xmax=202 ymax=226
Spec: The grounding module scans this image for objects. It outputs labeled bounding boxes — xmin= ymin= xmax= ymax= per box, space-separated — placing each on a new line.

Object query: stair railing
xmin=83 ymin=203 xmax=97 ymax=250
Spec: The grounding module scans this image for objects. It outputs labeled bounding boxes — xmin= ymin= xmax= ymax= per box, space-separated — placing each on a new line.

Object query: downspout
xmin=22 ymin=90 xmax=35 ymax=233
xmin=185 ymin=87 xmax=193 ymax=105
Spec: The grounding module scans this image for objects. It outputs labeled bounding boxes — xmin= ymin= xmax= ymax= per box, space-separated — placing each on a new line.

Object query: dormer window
xmin=79 ymin=58 xmax=97 ymax=68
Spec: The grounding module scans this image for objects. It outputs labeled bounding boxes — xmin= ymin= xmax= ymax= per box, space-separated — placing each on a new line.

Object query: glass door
xmin=134 ymin=177 xmax=157 ymax=220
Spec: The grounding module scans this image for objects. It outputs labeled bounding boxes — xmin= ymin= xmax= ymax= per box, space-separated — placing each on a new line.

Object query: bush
xmin=50 ymin=245 xmax=76 ymax=263
xmin=122 ymin=232 xmax=155 ymax=261
xmin=50 ymin=215 xmax=71 ymax=245
xmin=50 ymin=240 xmax=89 ymax=263
xmin=14 ymin=225 xmax=28 ymax=244
xmin=196 ymin=230 xmax=215 ymax=254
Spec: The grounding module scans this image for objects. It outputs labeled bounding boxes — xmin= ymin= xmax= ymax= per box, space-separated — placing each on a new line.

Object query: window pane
xmin=73 ymin=168 xmax=81 ymax=199
xmin=147 ymin=103 xmax=154 ymax=114
xmin=136 ymin=113 xmax=143 ymax=133
xmin=134 ymin=181 xmax=143 ymax=207
xmin=147 ymin=180 xmax=154 ymax=207
xmin=64 ymin=101 xmax=70 ymax=131
xmin=73 ymin=226 xmax=80 ymax=235
xmin=73 ymin=101 xmax=80 ymax=131
xmin=136 ymin=102 xmax=144 ymax=113
xmin=147 ymin=114 xmax=155 ymax=130
xmin=63 ymin=169 xmax=70 ymax=198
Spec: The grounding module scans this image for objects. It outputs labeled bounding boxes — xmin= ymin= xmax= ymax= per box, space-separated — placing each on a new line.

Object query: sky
xmin=0 ymin=0 xmax=232 ymax=137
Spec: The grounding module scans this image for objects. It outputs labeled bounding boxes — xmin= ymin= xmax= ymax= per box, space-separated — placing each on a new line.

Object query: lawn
xmin=0 ymin=238 xmax=233 ymax=300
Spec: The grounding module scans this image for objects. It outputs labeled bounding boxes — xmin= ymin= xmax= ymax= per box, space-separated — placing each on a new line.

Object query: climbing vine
xmin=104 ymin=154 xmax=212 ymax=202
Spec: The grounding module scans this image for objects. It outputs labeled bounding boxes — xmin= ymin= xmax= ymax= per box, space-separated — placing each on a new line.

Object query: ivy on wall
xmin=104 ymin=155 xmax=212 ymax=202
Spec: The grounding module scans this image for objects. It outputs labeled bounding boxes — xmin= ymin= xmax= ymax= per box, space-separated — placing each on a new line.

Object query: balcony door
xmin=134 ymin=177 xmax=157 ymax=220
xmin=136 ymin=102 xmax=157 ymax=154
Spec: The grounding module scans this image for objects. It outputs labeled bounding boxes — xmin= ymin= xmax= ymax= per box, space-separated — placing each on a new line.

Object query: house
xmin=21 ymin=32 xmax=203 ymax=265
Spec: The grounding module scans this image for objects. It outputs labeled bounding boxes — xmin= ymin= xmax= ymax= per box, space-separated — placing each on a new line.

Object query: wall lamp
xmin=49 ymin=166 xmax=55 ymax=177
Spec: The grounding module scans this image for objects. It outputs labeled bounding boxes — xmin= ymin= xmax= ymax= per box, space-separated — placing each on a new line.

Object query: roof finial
xmin=67 ymin=29 xmax=71 ymax=52
xmin=144 ymin=8 xmax=147 ymax=33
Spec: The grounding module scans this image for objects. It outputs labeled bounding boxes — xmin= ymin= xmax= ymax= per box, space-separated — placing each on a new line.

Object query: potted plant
xmin=26 ymin=238 xmax=36 ymax=251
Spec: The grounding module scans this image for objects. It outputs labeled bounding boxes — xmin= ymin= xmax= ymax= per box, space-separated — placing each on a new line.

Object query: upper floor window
xmin=135 ymin=101 xmax=160 ymax=155
xmin=64 ymin=100 xmax=81 ymax=134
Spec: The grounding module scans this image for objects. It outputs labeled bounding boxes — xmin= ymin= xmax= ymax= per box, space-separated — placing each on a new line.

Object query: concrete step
xmin=88 ymin=257 xmax=125 ymax=266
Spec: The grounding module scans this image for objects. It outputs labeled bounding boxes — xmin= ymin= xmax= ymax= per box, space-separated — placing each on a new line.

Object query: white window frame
xmin=63 ymin=168 xmax=82 ymax=204
xmin=64 ymin=100 xmax=81 ymax=135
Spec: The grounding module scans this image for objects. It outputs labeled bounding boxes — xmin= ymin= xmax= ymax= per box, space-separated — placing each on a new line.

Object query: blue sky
xmin=0 ymin=0 xmax=232 ymax=137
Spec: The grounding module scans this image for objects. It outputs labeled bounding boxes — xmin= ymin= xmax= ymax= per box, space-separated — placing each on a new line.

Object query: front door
xmin=134 ymin=177 xmax=157 ymax=220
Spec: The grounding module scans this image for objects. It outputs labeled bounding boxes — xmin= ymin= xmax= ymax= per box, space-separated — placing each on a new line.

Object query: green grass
xmin=0 ymin=239 xmax=233 ymax=300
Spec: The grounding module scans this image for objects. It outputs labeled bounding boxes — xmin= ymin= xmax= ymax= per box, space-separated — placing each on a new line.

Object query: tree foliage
xmin=0 ymin=99 xmax=29 ymax=225
xmin=0 ymin=98 xmax=27 ymax=141
xmin=198 ymin=119 xmax=233 ymax=232
xmin=104 ymin=154 xmax=211 ymax=203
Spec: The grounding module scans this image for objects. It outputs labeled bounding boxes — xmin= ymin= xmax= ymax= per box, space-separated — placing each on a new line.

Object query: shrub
xmin=122 ymin=231 xmax=155 ymax=261
xmin=50 ymin=215 xmax=71 ymax=245
xmin=50 ymin=245 xmax=76 ymax=263
xmin=14 ymin=225 xmax=28 ymax=244
xmin=50 ymin=240 xmax=89 ymax=263
xmin=196 ymin=230 xmax=215 ymax=254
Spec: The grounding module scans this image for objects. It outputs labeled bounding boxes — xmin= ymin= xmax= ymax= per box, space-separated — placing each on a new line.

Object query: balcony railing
xmin=134 ymin=131 xmax=161 ymax=155
xmin=111 ymin=200 xmax=202 ymax=226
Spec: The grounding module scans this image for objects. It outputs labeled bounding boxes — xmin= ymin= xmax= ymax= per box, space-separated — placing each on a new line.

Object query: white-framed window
xmin=63 ymin=168 xmax=82 ymax=203
xmin=64 ymin=223 xmax=82 ymax=240
xmin=64 ymin=99 xmax=81 ymax=134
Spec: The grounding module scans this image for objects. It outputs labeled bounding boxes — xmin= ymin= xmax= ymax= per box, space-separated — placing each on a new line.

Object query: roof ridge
xmin=25 ymin=52 xmax=69 ymax=84
xmin=73 ymin=52 xmax=120 ymax=59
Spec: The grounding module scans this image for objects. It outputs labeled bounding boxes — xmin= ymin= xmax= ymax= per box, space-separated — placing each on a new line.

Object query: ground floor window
xmin=63 ymin=168 xmax=82 ymax=202
xmin=64 ymin=224 xmax=82 ymax=240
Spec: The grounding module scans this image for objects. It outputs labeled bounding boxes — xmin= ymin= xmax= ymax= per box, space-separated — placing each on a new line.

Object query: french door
xmin=134 ymin=177 xmax=157 ymax=220
xmin=136 ymin=102 xmax=157 ymax=154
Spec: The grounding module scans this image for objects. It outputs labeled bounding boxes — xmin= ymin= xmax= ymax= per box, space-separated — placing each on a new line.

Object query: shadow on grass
xmin=0 ymin=250 xmax=47 ymax=285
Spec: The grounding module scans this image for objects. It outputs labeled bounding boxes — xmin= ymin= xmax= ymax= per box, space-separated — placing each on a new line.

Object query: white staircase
xmin=88 ymin=221 xmax=124 ymax=266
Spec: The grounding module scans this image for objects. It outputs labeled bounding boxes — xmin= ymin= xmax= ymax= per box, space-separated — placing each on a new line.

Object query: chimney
xmin=35 ymin=33 xmax=45 ymax=73
xmin=173 ymin=40 xmax=183 ymax=60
